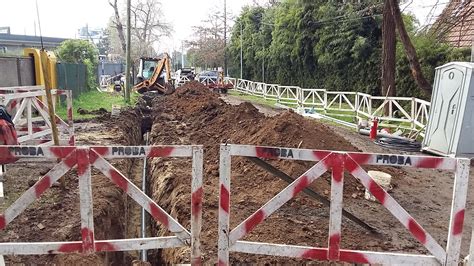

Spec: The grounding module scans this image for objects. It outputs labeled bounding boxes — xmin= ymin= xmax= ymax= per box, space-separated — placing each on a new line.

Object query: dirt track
xmin=0 ymin=81 xmax=472 ymax=264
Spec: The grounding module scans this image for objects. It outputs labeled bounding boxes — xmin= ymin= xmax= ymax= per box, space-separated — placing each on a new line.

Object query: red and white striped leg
xmin=77 ymin=148 xmax=95 ymax=253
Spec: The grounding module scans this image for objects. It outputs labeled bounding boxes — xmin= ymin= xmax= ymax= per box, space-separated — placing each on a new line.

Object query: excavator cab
xmin=137 ymin=57 xmax=160 ymax=83
xmin=134 ymin=53 xmax=175 ymax=94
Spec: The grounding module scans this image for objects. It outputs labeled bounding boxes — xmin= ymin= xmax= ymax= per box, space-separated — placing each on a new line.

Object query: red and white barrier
xmin=218 ymin=144 xmax=470 ymax=265
xmin=0 ymin=145 xmax=203 ymax=264
xmin=0 ymin=86 xmax=75 ymax=146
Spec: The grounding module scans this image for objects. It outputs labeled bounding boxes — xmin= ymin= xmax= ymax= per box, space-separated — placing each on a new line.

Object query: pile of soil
xmin=146 ymin=81 xmax=411 ymax=264
xmin=77 ymin=107 xmax=109 ymax=115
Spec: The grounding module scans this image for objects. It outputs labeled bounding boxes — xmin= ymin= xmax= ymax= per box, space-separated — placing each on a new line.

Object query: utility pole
xmin=181 ymin=41 xmax=185 ymax=68
xmin=240 ymin=22 xmax=243 ymax=79
xmin=224 ymin=0 xmax=227 ymax=76
xmin=125 ymin=0 xmax=131 ymax=103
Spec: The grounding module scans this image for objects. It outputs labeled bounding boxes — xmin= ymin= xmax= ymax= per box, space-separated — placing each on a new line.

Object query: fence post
xmin=328 ymin=153 xmax=344 ymax=260
xmin=411 ymin=97 xmax=416 ymax=129
xmin=66 ymin=90 xmax=75 ymax=146
xmin=191 ymin=146 xmax=204 ymax=265
xmin=324 ymin=91 xmax=328 ymax=114
xmin=218 ymin=145 xmax=231 ymax=265
xmin=445 ymin=158 xmax=470 ymax=265
xmin=77 ymin=148 xmax=95 ymax=254
xmin=298 ymin=87 xmax=303 ymax=107
xmin=277 ymin=86 xmax=281 ymax=103
xmin=355 ymin=92 xmax=359 ymax=118
xmin=368 ymin=95 xmax=372 ymax=117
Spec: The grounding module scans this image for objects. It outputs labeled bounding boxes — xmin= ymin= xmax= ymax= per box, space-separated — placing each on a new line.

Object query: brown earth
xmin=0 ymin=109 xmax=145 ymax=265
xmin=0 ymin=81 xmax=472 ymax=265
xmin=146 ymin=81 xmax=431 ymax=264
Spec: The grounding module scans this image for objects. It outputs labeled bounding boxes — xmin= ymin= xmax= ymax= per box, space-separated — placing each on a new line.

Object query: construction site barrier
xmin=0 ymin=145 xmax=203 ymax=264
xmin=177 ymin=76 xmax=191 ymax=86
xmin=0 ymin=86 xmax=74 ymax=146
xmin=232 ymin=78 xmax=431 ymax=133
xmin=218 ymin=144 xmax=470 ymax=265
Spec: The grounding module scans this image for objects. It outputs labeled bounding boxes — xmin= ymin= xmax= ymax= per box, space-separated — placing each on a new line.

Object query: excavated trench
xmin=57 ymin=81 xmax=437 ymax=265
xmin=44 ymin=108 xmax=148 ymax=265
xmin=138 ymin=81 xmax=438 ymax=264
xmin=141 ymin=83 xmax=363 ymax=264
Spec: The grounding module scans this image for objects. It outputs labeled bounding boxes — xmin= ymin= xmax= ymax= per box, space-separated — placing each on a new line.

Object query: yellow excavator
xmin=133 ymin=53 xmax=175 ymax=94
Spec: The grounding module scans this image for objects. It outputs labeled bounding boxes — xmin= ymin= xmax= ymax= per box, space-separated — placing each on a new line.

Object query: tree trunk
xmin=382 ymin=0 xmax=396 ymax=116
xmin=389 ymin=0 xmax=432 ymax=94
xmin=109 ymin=0 xmax=126 ymax=54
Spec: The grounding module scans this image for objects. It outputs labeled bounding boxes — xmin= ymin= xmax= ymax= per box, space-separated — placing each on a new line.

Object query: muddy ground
xmin=144 ymin=82 xmax=474 ymax=264
xmin=0 ymin=81 xmax=472 ymax=265
xmin=0 ymin=110 xmax=145 ymax=265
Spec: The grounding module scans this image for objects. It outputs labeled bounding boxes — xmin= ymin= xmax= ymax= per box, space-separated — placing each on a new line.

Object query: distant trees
xmin=186 ymin=6 xmax=232 ymax=69
xmin=227 ymin=0 xmax=470 ymax=99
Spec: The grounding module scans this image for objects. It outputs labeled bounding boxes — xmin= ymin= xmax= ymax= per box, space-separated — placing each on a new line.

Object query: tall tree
xmin=381 ymin=0 xmax=396 ymax=114
xmin=130 ymin=0 xmax=171 ymax=57
xmin=188 ymin=7 xmax=230 ymax=69
xmin=109 ymin=0 xmax=126 ymax=54
xmin=109 ymin=0 xmax=171 ymax=58
xmin=389 ymin=0 xmax=432 ymax=94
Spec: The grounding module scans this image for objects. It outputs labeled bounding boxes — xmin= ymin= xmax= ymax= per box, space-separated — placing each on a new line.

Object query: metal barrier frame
xmin=0 ymin=86 xmax=74 ymax=146
xmin=233 ymin=78 xmax=431 ymax=132
xmin=0 ymin=145 xmax=203 ymax=264
xmin=218 ymin=144 xmax=469 ymax=265
xmin=177 ymin=76 xmax=191 ymax=86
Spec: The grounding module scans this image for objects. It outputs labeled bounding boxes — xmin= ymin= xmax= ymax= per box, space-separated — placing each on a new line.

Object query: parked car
xmin=198 ymin=70 xmax=218 ymax=84
xmin=180 ymin=67 xmax=195 ymax=81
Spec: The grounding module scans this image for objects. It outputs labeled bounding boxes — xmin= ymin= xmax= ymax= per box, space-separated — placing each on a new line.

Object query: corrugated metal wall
xmin=0 ymin=56 xmax=35 ymax=87
xmin=0 ymin=57 xmax=88 ymax=99
xmin=97 ymin=62 xmax=125 ymax=78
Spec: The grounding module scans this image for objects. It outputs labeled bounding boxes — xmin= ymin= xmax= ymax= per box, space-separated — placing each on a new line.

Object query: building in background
xmin=77 ymin=25 xmax=104 ymax=45
xmin=433 ymin=0 xmax=474 ymax=48
xmin=0 ymin=27 xmax=10 ymax=34
xmin=0 ymin=27 xmax=68 ymax=55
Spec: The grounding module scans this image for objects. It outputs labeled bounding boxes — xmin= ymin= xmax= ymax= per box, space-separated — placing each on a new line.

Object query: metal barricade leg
xmin=0 ymin=165 xmax=4 ymax=204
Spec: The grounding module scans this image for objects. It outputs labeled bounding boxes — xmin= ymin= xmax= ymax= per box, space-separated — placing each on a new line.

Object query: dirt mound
xmin=249 ymin=111 xmax=356 ymax=151
xmin=147 ymin=85 xmax=401 ymax=264
xmin=77 ymin=107 xmax=109 ymax=115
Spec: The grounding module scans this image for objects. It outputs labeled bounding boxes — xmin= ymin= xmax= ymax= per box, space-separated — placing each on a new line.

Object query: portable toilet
xmin=422 ymin=62 xmax=474 ymax=157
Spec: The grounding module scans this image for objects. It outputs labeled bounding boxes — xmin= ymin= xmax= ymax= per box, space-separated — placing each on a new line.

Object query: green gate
xmin=56 ymin=62 xmax=87 ymax=97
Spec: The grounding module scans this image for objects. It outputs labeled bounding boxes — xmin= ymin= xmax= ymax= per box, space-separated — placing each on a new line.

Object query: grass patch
xmin=228 ymin=90 xmax=280 ymax=108
xmin=56 ymin=90 xmax=139 ymax=120
xmin=325 ymin=113 xmax=356 ymax=124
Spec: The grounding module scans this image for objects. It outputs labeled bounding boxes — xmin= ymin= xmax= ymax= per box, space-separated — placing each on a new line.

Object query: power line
xmin=35 ymin=0 xmax=44 ymax=49
xmin=249 ymin=3 xmax=383 ymax=28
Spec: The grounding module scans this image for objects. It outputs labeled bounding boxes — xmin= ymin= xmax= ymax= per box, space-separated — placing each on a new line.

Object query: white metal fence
xmin=233 ymin=78 xmax=431 ymax=131
xmin=0 ymin=86 xmax=75 ymax=146
xmin=218 ymin=144 xmax=470 ymax=265
xmin=0 ymin=145 xmax=203 ymax=264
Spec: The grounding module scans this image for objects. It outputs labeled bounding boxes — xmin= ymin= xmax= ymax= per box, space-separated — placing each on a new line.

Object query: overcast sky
xmin=0 ymin=0 xmax=447 ymax=53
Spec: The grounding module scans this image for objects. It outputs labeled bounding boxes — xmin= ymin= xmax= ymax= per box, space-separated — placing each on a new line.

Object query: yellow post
xmin=25 ymin=48 xmax=64 ymax=189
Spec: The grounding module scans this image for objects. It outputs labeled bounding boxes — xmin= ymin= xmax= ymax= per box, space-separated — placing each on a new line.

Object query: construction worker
xmin=0 ymin=105 xmax=18 ymax=169
xmin=0 ymin=105 xmax=17 ymax=145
